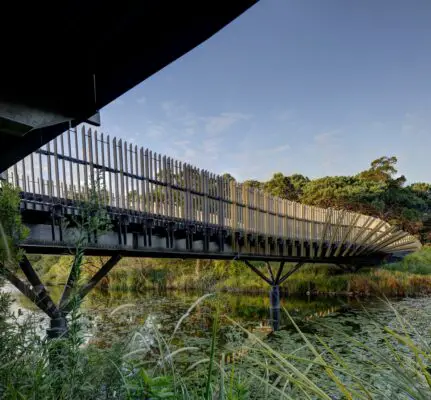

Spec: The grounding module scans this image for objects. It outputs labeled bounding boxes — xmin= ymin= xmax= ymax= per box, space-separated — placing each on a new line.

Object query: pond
xmin=4 ymin=284 xmax=431 ymax=398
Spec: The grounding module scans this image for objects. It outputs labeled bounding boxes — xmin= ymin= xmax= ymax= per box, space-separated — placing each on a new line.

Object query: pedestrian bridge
xmin=1 ymin=125 xmax=422 ymax=334
xmin=4 ymin=125 xmax=421 ymax=266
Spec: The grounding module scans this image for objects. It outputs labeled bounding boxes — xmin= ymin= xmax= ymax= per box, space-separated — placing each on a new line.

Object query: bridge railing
xmin=5 ymin=125 xmax=421 ymax=256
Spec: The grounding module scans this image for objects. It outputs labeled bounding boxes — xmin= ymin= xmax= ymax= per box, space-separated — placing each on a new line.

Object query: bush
xmin=384 ymin=246 xmax=431 ymax=275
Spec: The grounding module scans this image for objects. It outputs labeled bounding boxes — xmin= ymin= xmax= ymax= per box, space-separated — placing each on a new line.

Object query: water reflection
xmin=6 ymin=284 xmax=417 ymax=348
xmin=81 ymin=289 xmax=354 ymax=344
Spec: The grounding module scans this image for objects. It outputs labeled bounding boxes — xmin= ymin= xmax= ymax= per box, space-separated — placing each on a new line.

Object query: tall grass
xmin=2 ymin=287 xmax=430 ymax=399
xmin=29 ymin=252 xmax=431 ymax=297
xmin=0 ymin=291 xmax=127 ymax=399
xmin=118 ymin=294 xmax=431 ymax=399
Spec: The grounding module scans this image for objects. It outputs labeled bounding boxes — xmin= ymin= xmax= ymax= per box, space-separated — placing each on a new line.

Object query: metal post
xmin=30 ymin=153 xmax=36 ymax=195
xmin=270 ymin=284 xmax=281 ymax=331
xmin=60 ymin=134 xmax=68 ymax=200
xmin=47 ymin=315 xmax=68 ymax=339
xmin=107 ymin=135 xmax=113 ymax=207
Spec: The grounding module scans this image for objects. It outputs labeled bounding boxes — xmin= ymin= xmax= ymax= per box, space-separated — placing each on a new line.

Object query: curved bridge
xmin=4 ymin=125 xmax=420 ymax=266
xmin=1 ymin=125 xmax=421 ymax=334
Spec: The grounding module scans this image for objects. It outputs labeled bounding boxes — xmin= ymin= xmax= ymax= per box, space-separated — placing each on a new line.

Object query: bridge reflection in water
xmin=1 ymin=125 xmax=421 ymax=334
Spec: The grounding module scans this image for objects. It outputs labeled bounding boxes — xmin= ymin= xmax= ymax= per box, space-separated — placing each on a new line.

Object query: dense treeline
xmin=242 ymin=156 xmax=431 ymax=241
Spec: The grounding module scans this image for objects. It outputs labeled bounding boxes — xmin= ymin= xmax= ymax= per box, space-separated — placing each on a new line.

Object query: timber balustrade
xmin=5 ymin=125 xmax=421 ymax=257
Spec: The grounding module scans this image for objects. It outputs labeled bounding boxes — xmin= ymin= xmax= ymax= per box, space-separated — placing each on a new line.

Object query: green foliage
xmin=358 ymin=155 xmax=400 ymax=183
xmin=222 ymin=173 xmax=236 ymax=182
xmin=252 ymin=156 xmax=431 ymax=237
xmin=0 ymin=291 xmax=126 ymax=399
xmin=384 ymin=246 xmax=431 ymax=275
xmin=300 ymin=175 xmax=385 ymax=211
xmin=243 ymin=179 xmax=262 ymax=190
xmin=126 ymin=369 xmax=175 ymax=399
xmin=65 ymin=175 xmax=112 ymax=248
xmin=262 ymin=172 xmax=309 ymax=201
xmin=29 ymin=252 xmax=431 ymax=297
xmin=0 ymin=181 xmax=29 ymax=266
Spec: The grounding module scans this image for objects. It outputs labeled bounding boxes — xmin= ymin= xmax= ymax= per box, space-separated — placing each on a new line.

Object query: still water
xmin=5 ymin=285 xmax=431 ymax=397
xmin=7 ymin=284 xmax=431 ymax=348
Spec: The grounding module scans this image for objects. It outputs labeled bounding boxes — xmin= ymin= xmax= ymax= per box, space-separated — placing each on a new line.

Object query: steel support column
xmin=47 ymin=315 xmax=68 ymax=339
xmin=269 ymin=284 xmax=281 ymax=331
xmin=2 ymin=252 xmax=122 ymax=339
xmin=243 ymin=260 xmax=305 ymax=331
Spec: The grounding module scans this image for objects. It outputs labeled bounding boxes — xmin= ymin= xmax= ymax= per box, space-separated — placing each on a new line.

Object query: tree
xmin=286 ymin=174 xmax=310 ymax=200
xmin=357 ymin=156 xmax=405 ymax=186
xmin=263 ymin=173 xmax=290 ymax=199
xmin=408 ymin=183 xmax=431 ymax=202
xmin=296 ymin=155 xmax=431 ymax=236
xmin=222 ymin=173 xmax=236 ymax=182
xmin=299 ymin=176 xmax=365 ymax=209
xmin=243 ymin=179 xmax=263 ymax=190
xmin=262 ymin=173 xmax=309 ymax=201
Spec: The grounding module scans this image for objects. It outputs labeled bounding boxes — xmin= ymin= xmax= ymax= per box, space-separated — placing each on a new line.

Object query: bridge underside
xmin=20 ymin=198 xmax=387 ymax=267
xmin=21 ymin=244 xmax=384 ymax=266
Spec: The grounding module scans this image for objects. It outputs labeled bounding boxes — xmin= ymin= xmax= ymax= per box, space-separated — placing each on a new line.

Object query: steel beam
xmin=278 ymin=262 xmax=305 ymax=285
xmin=0 ymin=263 xmax=58 ymax=318
xmin=62 ymin=254 xmax=122 ymax=313
xmin=243 ymin=260 xmax=272 ymax=285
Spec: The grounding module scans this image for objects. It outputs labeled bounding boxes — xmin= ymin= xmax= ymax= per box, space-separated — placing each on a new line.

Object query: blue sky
xmin=101 ymin=0 xmax=431 ymax=183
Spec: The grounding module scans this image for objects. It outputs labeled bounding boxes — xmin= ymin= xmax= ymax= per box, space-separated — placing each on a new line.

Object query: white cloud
xmin=145 ymin=124 xmax=165 ymax=139
xmin=160 ymin=101 xmax=252 ymax=137
xmin=136 ymin=96 xmax=147 ymax=105
xmin=270 ymin=143 xmax=290 ymax=153
xmin=184 ymin=127 xmax=196 ymax=136
xmin=202 ymin=137 xmax=222 ymax=160
xmin=204 ymin=112 xmax=251 ymax=136
xmin=161 ymin=101 xmax=200 ymax=132
xmin=314 ymin=130 xmax=338 ymax=145
xmin=274 ymin=108 xmax=295 ymax=122
xmin=161 ymin=101 xmax=189 ymax=119
xmin=153 ymin=101 xmax=253 ymax=170
xmin=173 ymin=140 xmax=191 ymax=147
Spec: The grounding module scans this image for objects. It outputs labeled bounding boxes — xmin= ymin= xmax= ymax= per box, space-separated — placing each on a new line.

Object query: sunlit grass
xmin=25 ymin=248 xmax=431 ymax=298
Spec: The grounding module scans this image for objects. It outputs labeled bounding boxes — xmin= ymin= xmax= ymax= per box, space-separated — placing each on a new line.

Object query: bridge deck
xmin=5 ymin=125 xmax=421 ymax=263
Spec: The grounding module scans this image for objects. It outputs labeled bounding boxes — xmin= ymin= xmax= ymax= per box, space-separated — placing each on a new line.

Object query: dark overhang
xmin=0 ymin=1 xmax=258 ymax=172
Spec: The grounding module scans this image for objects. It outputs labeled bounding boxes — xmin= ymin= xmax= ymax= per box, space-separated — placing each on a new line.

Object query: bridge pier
xmin=1 ymin=253 xmax=122 ymax=339
xmin=47 ymin=315 xmax=68 ymax=339
xmin=243 ymin=260 xmax=305 ymax=331
xmin=269 ymin=284 xmax=281 ymax=331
